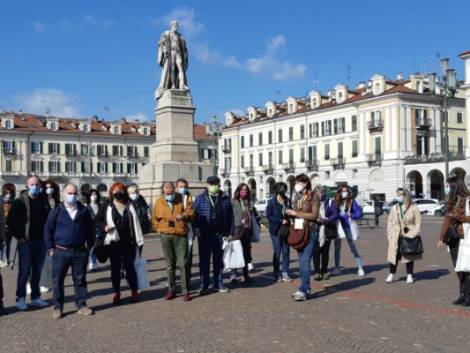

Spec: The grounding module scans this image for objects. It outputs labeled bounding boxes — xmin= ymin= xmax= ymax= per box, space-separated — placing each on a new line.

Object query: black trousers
xmin=109 ymin=241 xmax=138 ymax=293
xmin=313 ymin=239 xmax=331 ymax=275
xmin=240 ymin=229 xmax=252 ymax=278
xmin=389 ymin=239 xmax=414 ymax=275
xmin=449 ymin=243 xmax=470 ymax=295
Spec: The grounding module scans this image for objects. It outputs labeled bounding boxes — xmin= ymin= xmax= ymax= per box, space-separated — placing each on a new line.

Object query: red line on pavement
xmin=342 ymin=291 xmax=470 ymax=319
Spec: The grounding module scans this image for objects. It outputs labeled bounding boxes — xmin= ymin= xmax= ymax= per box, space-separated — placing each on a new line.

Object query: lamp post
xmin=440 ymin=58 xmax=458 ymax=179
xmin=206 ymin=115 xmax=224 ymax=176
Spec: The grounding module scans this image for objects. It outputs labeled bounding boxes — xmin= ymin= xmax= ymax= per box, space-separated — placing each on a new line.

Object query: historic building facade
xmin=219 ymin=63 xmax=470 ymax=202
xmin=0 ymin=112 xmax=216 ymax=193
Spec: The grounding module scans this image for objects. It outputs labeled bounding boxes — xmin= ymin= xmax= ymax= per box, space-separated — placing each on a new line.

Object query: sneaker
xmin=52 ymin=308 xmax=63 ymax=319
xmin=331 ymin=267 xmax=341 ymax=276
xmin=88 ymin=261 xmax=97 ymax=272
xmin=357 ymin=268 xmax=365 ymax=277
xmin=30 ymin=298 xmax=49 ymax=308
xmin=0 ymin=260 xmax=8 ymax=268
xmin=16 ymin=298 xmax=28 ymax=311
xmin=292 ymin=291 xmax=307 ymax=301
xmin=77 ymin=306 xmax=94 ymax=316
xmin=164 ymin=291 xmax=176 ymax=301
xmin=282 ymin=273 xmax=293 ymax=282
xmin=313 ymin=273 xmax=323 ymax=281
xmin=197 ymin=287 xmax=210 ymax=296
xmin=406 ymin=274 xmax=414 ymax=284
xmin=230 ymin=273 xmax=238 ymax=284
xmin=323 ymin=272 xmax=331 ymax=280
xmin=247 ymin=263 xmax=254 ymax=272
xmin=216 ymin=286 xmax=230 ymax=293
xmin=40 ymin=286 xmax=50 ymax=293
xmin=183 ymin=293 xmax=192 ymax=302
xmin=112 ymin=292 xmax=121 ymax=305
xmin=453 ymin=294 xmax=465 ymax=306
xmin=385 ymin=274 xmax=394 ymax=283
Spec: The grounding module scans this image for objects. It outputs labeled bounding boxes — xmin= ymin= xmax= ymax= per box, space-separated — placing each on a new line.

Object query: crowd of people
xmin=0 ymin=172 xmax=469 ymax=318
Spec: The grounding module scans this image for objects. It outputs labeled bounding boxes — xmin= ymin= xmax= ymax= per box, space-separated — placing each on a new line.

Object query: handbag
xmin=288 ymin=223 xmax=311 ymax=251
xmin=251 ymin=217 xmax=261 ymax=243
xmin=444 ymin=225 xmax=461 ymax=248
xmin=400 ymin=236 xmax=424 ymax=256
xmin=223 ymin=239 xmax=245 ymax=270
xmin=277 ymin=224 xmax=290 ymax=242
xmin=134 ymin=250 xmax=150 ymax=290
xmin=324 ymin=223 xmax=337 ymax=240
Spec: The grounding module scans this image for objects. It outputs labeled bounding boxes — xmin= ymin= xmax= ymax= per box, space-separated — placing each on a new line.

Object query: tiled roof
xmin=459 ymin=50 xmax=470 ymax=57
xmin=0 ymin=112 xmax=213 ymax=141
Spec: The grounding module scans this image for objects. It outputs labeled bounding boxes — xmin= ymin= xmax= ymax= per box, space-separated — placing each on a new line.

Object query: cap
xmin=206 ymin=176 xmax=220 ymax=185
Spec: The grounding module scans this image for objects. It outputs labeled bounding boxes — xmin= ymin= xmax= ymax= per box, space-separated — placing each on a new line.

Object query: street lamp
xmin=440 ymin=58 xmax=458 ymax=179
xmin=206 ymin=115 xmax=224 ymax=176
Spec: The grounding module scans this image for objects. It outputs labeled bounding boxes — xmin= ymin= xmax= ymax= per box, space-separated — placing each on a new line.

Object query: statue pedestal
xmin=139 ymin=89 xmax=213 ymax=204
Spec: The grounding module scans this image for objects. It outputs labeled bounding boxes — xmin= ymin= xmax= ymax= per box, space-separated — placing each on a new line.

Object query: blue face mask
xmin=165 ymin=194 xmax=175 ymax=202
xmin=65 ymin=194 xmax=77 ymax=205
xmin=178 ymin=187 xmax=188 ymax=195
xmin=29 ymin=185 xmax=41 ymax=197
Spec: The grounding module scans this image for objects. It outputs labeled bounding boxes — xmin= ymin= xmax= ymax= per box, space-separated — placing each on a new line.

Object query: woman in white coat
xmin=386 ymin=188 xmax=422 ymax=284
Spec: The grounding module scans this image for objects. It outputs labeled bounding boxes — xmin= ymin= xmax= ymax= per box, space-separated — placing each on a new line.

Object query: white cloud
xmin=125 ymin=113 xmax=151 ymax=122
xmin=56 ymin=15 xmax=114 ymax=30
xmin=32 ymin=20 xmax=46 ymax=32
xmin=153 ymin=7 xmax=204 ymax=37
xmin=15 ymin=89 xmax=79 ymax=117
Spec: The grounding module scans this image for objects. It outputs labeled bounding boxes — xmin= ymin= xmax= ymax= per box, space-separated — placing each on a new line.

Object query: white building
xmin=219 ymin=58 xmax=470 ymax=202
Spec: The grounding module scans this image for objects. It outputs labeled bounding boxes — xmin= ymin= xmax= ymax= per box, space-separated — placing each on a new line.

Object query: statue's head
xmin=170 ymin=20 xmax=179 ymax=32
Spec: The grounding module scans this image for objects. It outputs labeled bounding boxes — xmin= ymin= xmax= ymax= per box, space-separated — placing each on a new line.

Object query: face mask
xmin=240 ymin=190 xmax=249 ymax=199
xmin=208 ymin=185 xmax=220 ymax=195
xmin=341 ymin=191 xmax=349 ymax=199
xmin=113 ymin=191 xmax=127 ymax=202
xmin=3 ymin=194 xmax=11 ymax=202
xmin=129 ymin=193 xmax=138 ymax=201
xmin=394 ymin=196 xmax=404 ymax=204
xmin=294 ymin=184 xmax=305 ymax=193
xmin=90 ymin=195 xmax=98 ymax=203
xmin=65 ymin=194 xmax=77 ymax=205
xmin=178 ymin=187 xmax=188 ymax=195
xmin=165 ymin=193 xmax=175 ymax=202
xmin=46 ymin=187 xmax=54 ymax=196
xmin=29 ymin=185 xmax=41 ymax=197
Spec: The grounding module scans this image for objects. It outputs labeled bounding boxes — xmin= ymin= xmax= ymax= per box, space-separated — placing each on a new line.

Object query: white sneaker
xmin=88 ymin=261 xmax=97 ymax=271
xmin=406 ymin=274 xmax=414 ymax=284
xmin=247 ymin=263 xmax=254 ymax=272
xmin=0 ymin=260 xmax=8 ymax=268
xmin=385 ymin=274 xmax=394 ymax=283
xmin=357 ymin=268 xmax=365 ymax=277
xmin=331 ymin=267 xmax=341 ymax=276
xmin=30 ymin=298 xmax=49 ymax=307
xmin=40 ymin=286 xmax=50 ymax=293
xmin=16 ymin=298 xmax=28 ymax=311
xmin=26 ymin=283 xmax=32 ymax=295
xmin=292 ymin=291 xmax=307 ymax=301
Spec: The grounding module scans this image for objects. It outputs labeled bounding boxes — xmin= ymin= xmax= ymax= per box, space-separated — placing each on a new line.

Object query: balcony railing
xmin=263 ymin=164 xmax=274 ymax=174
xmin=220 ymin=168 xmax=230 ymax=177
xmin=330 ymin=157 xmax=345 ymax=169
xmin=222 ymin=145 xmax=231 ymax=153
xmin=3 ymin=149 xmax=16 ymax=155
xmin=368 ymin=120 xmax=383 ymax=132
xmin=415 ymin=118 xmax=432 ymax=129
xmin=282 ymin=162 xmax=295 ymax=173
xmin=366 ymin=153 xmax=383 ymax=166
xmin=305 ymin=160 xmax=319 ymax=171
xmin=244 ymin=166 xmax=254 ymax=176
xmin=404 ymin=152 xmax=465 ymax=164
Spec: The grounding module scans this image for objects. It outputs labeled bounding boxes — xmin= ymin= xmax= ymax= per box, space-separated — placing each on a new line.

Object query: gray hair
xmin=62 ymin=183 xmax=78 ymax=192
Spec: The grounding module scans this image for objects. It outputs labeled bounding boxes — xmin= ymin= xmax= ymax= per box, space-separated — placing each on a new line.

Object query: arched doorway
xmin=223 ymin=179 xmax=232 ymax=198
xmin=428 ymin=170 xmax=444 ymax=200
xmin=287 ymin=175 xmax=295 ymax=197
xmin=407 ymin=171 xmax=423 ymax=199
xmin=266 ymin=177 xmax=275 ymax=198
xmin=248 ymin=178 xmax=257 ymax=201
xmin=451 ymin=167 xmax=466 ymax=182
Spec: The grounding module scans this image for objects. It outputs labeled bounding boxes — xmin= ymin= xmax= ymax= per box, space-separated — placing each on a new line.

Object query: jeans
xmin=313 ymin=239 xmax=331 ymax=275
xmin=161 ymin=234 xmax=189 ymax=293
xmin=109 ymin=241 xmax=138 ymax=293
xmin=270 ymin=234 xmax=290 ymax=278
xmin=334 ymin=227 xmax=362 ymax=268
xmin=298 ymin=231 xmax=318 ymax=295
xmin=16 ymin=239 xmax=46 ymax=300
xmin=198 ymin=233 xmax=224 ymax=289
xmin=52 ymin=248 xmax=88 ymax=310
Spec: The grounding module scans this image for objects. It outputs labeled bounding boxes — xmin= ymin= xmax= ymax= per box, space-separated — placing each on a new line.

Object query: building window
xmin=352 ymin=140 xmax=358 ymax=157
xmin=278 ymin=129 xmax=283 ymax=143
xmin=458 ymin=137 xmax=464 ymax=155
xmin=31 ymin=160 xmax=43 ymax=173
xmin=241 ymin=155 xmax=245 ymax=168
xmin=241 ymin=136 xmax=245 ymax=148
xmin=258 ymin=153 xmax=263 ymax=166
xmin=144 ymin=146 xmax=149 ymax=157
xmin=300 ymin=148 xmax=305 ymax=163
xmin=249 ymin=154 xmax=254 ymax=167
xmin=83 ymin=124 xmax=90 ymax=133
xmin=313 ymin=123 xmax=318 ymax=137
xmin=337 ymin=142 xmax=343 ymax=159
xmin=113 ymin=162 xmax=124 ymax=174
xmin=249 ymin=134 xmax=254 ymax=147
xmin=2 ymin=141 xmax=16 ymax=154
xmin=324 ymin=144 xmax=330 ymax=160
xmin=375 ymin=136 xmax=382 ymax=156
xmin=352 ymin=115 xmax=357 ymax=131
xmin=143 ymin=127 xmax=150 ymax=136
xmin=5 ymin=159 xmax=12 ymax=172
xmin=97 ymin=162 xmax=108 ymax=174
xmin=289 ymin=149 xmax=294 ymax=163
xmin=268 ymin=151 xmax=273 ymax=166
xmin=50 ymin=122 xmax=58 ymax=131
xmin=31 ymin=142 xmax=43 ymax=154
xmin=65 ymin=143 xmax=76 ymax=156
xmin=278 ymin=150 xmax=283 ymax=164
xmin=289 ymin=127 xmax=294 ymax=141
xmin=258 ymin=132 xmax=263 ymax=146
xmin=308 ymin=145 xmax=317 ymax=161
xmin=113 ymin=145 xmax=123 ymax=157
xmin=81 ymin=144 xmax=90 ymax=155
xmin=97 ymin=145 xmax=108 ymax=157
xmin=127 ymin=146 xmax=138 ymax=157
xmin=300 ymin=125 xmax=305 ymax=139
xmin=127 ymin=163 xmax=137 ymax=174
xmin=48 ymin=143 xmax=60 ymax=155
xmin=81 ymin=161 xmax=92 ymax=173
xmin=113 ymin=126 xmax=120 ymax=134
xmin=5 ymin=120 xmax=12 ymax=129
xmin=268 ymin=131 xmax=273 ymax=144
xmin=65 ymin=161 xmax=76 ymax=173
xmin=339 ymin=117 xmax=345 ymax=133
xmin=48 ymin=161 xmax=61 ymax=173
xmin=457 ymin=112 xmax=463 ymax=124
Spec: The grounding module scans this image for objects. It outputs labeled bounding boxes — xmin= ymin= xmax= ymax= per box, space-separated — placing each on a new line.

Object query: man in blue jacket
xmin=193 ymin=176 xmax=233 ymax=295
xmin=44 ymin=183 xmax=94 ymax=319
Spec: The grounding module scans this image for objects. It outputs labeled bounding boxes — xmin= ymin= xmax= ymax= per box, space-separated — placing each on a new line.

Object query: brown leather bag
xmin=288 ymin=223 xmax=311 ymax=251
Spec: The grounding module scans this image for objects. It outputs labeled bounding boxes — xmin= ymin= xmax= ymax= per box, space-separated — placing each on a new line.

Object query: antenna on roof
xmin=275 ymin=90 xmax=282 ymax=99
xmin=313 ymin=72 xmax=320 ymax=89
xmin=45 ymin=107 xmax=50 ymax=116
xmin=346 ymin=64 xmax=352 ymax=83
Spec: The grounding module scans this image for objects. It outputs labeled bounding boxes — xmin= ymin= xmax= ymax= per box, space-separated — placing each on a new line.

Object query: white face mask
xmin=395 ymin=195 xmax=404 ymax=204
xmin=3 ymin=194 xmax=11 ymax=202
xmin=294 ymin=183 xmax=305 ymax=193
xmin=341 ymin=191 xmax=348 ymax=199
xmin=129 ymin=193 xmax=138 ymax=201
xmin=46 ymin=187 xmax=54 ymax=196
xmin=444 ymin=186 xmax=451 ymax=195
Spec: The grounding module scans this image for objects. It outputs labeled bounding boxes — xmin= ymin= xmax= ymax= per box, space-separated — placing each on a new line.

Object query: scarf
xmin=241 ymin=199 xmax=252 ymax=229
xmin=318 ymin=199 xmax=327 ymax=247
xmin=104 ymin=204 xmax=144 ymax=246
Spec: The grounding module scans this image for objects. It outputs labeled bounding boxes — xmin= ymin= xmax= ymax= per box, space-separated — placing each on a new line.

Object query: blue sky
xmin=1 ymin=0 xmax=469 ymax=124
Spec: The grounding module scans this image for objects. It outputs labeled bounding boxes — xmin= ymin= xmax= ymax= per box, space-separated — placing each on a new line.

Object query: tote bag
xmin=455 ymin=197 xmax=470 ymax=272
xmin=134 ymin=250 xmax=150 ymax=290
xmin=251 ymin=218 xmax=261 ymax=243
xmin=223 ymin=240 xmax=245 ymax=270
xmin=40 ymin=255 xmax=53 ymax=288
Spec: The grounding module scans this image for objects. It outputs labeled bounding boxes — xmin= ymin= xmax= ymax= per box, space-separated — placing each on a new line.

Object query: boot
xmin=0 ymin=302 xmax=6 ymax=316
xmin=453 ymin=293 xmax=465 ymax=306
xmin=463 ymin=294 xmax=470 ymax=307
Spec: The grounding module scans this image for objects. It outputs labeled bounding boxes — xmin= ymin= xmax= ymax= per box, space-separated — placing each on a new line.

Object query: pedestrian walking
xmin=175 ymin=178 xmax=195 ymax=278
xmin=1 ymin=183 xmax=15 ymax=266
xmin=127 ymin=183 xmax=151 ymax=256
xmin=0 ymin=195 xmax=6 ymax=315
xmin=83 ymin=189 xmax=101 ymax=272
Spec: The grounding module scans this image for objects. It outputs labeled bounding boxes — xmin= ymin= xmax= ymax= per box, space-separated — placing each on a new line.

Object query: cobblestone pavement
xmin=0 ymin=217 xmax=468 ymax=353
